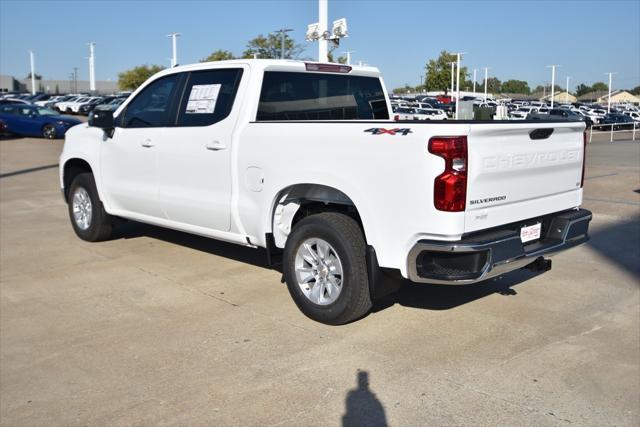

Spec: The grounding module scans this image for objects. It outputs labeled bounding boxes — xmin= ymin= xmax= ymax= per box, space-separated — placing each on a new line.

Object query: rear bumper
xmin=407 ymin=208 xmax=592 ymax=284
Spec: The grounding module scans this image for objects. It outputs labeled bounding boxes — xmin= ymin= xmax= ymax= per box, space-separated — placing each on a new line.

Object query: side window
xmin=0 ymin=105 xmax=16 ymax=115
xmin=257 ymin=71 xmax=389 ymax=121
xmin=176 ymin=68 xmax=243 ymax=127
xmin=120 ymin=74 xmax=181 ymax=128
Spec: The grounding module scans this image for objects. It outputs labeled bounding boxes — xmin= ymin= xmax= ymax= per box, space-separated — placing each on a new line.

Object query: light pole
xmin=449 ymin=62 xmax=455 ymax=98
xmin=342 ymin=50 xmax=354 ymax=65
xmin=72 ymin=67 xmax=79 ymax=93
xmin=318 ymin=0 xmax=328 ymax=62
xmin=483 ymin=67 xmax=490 ymax=101
xmin=275 ymin=28 xmax=293 ymax=59
xmin=167 ymin=33 xmax=181 ymax=67
xmin=88 ymin=42 xmax=96 ymax=92
xmin=473 ymin=68 xmax=477 ymax=94
xmin=605 ymin=72 xmax=617 ymax=113
xmin=454 ymin=52 xmax=466 ymax=120
xmin=546 ymin=65 xmax=560 ymax=108
xmin=565 ymin=76 xmax=571 ymax=104
xmin=29 ymin=50 xmax=36 ymax=95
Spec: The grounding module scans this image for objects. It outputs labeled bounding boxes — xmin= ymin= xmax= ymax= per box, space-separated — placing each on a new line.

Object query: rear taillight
xmin=394 ymin=114 xmax=400 ymax=121
xmin=428 ymin=136 xmax=468 ymax=212
xmin=581 ymin=130 xmax=587 ymax=187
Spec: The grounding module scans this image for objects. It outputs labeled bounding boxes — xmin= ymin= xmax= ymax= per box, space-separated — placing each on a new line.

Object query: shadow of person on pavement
xmin=342 ymin=371 xmax=388 ymax=427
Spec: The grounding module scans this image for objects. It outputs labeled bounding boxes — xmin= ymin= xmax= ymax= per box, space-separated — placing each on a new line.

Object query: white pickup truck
xmin=59 ymin=59 xmax=592 ymax=324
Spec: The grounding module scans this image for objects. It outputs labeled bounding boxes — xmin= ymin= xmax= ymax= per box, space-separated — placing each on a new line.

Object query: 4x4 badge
xmin=364 ymin=128 xmax=412 ymax=136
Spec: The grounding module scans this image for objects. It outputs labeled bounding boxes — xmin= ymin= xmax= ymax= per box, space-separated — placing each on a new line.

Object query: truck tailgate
xmin=465 ymin=122 xmax=585 ymax=233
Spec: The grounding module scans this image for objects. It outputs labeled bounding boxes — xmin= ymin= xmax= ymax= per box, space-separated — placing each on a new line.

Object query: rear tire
xmin=283 ymin=212 xmax=372 ymax=325
xmin=42 ymin=124 xmax=56 ymax=139
xmin=68 ymin=173 xmax=113 ymax=242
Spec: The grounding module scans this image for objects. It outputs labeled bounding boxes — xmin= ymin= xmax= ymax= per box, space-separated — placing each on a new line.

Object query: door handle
xmin=206 ymin=141 xmax=227 ymax=151
xmin=140 ymin=139 xmax=155 ymax=148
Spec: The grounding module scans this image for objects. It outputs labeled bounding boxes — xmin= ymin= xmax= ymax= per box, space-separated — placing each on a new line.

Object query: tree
xmin=327 ymin=48 xmax=347 ymax=64
xmin=501 ymin=79 xmax=530 ymax=94
xmin=201 ymin=50 xmax=235 ymax=62
xmin=591 ymin=82 xmax=608 ymax=92
xmin=25 ymin=72 xmax=42 ymax=80
xmin=118 ymin=65 xmax=165 ymax=90
xmin=424 ymin=51 xmax=469 ymax=93
xmin=242 ymin=33 xmax=304 ymax=59
xmin=575 ymin=83 xmax=591 ymax=97
xmin=477 ymin=77 xmax=502 ymax=94
xmin=392 ymin=84 xmax=416 ymax=94
xmin=630 ymin=86 xmax=640 ymax=95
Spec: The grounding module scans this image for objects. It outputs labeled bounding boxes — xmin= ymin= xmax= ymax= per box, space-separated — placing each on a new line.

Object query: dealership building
xmin=0 ymin=74 xmax=119 ymax=94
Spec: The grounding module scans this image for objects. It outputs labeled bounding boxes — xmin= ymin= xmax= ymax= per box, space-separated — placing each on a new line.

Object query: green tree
xmin=242 ymin=33 xmax=304 ymax=59
xmin=327 ymin=49 xmax=347 ymax=64
xmin=118 ymin=65 xmax=165 ymax=91
xmin=575 ymin=83 xmax=591 ymax=96
xmin=500 ymin=79 xmax=530 ymax=94
xmin=201 ymin=50 xmax=235 ymax=62
xmin=477 ymin=77 xmax=502 ymax=94
xmin=424 ymin=51 xmax=469 ymax=93
xmin=591 ymin=82 xmax=608 ymax=92
xmin=25 ymin=72 xmax=42 ymax=80
xmin=392 ymin=84 xmax=416 ymax=94
xmin=630 ymin=85 xmax=640 ymax=95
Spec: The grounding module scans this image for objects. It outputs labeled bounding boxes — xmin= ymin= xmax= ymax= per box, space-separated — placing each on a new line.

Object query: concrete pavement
xmin=1 ymin=135 xmax=638 ymax=426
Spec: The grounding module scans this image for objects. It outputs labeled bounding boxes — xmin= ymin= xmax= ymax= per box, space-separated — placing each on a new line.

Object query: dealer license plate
xmin=520 ymin=223 xmax=542 ymax=243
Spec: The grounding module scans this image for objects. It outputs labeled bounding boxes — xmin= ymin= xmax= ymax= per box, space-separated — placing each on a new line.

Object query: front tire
xmin=68 ymin=173 xmax=113 ymax=242
xmin=283 ymin=212 xmax=372 ymax=325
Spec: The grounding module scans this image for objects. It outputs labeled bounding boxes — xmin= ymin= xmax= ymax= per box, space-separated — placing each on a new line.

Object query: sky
xmin=1 ymin=0 xmax=639 ymax=91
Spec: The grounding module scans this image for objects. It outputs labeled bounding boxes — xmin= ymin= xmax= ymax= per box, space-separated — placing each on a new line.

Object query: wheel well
xmin=271 ymin=184 xmax=366 ymax=249
xmin=63 ymin=159 xmax=92 ymax=200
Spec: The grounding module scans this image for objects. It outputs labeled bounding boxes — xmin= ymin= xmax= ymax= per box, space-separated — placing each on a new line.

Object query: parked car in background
xmin=0 ymin=98 xmax=32 ymax=105
xmin=509 ymin=106 xmax=537 ymax=119
xmin=393 ymin=107 xmax=416 ymax=120
xmin=70 ymin=97 xmax=103 ymax=114
xmin=54 ymin=96 xmax=84 ymax=112
xmin=599 ymin=113 xmax=636 ymax=130
xmin=528 ymin=108 xmax=592 ymax=127
xmin=415 ymin=108 xmax=448 ymax=120
xmin=35 ymin=95 xmax=66 ymax=107
xmin=622 ymin=111 xmax=640 ymax=122
xmin=79 ymin=96 xmax=119 ymax=115
xmin=0 ymin=104 xmax=82 ymax=139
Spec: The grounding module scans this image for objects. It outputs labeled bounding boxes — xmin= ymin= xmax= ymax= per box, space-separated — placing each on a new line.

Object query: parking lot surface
xmin=1 ymin=135 xmax=638 ymax=426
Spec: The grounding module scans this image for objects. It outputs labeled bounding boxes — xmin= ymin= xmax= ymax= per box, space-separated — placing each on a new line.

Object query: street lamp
xmin=167 ymin=33 xmax=181 ymax=67
xmin=29 ymin=50 xmax=36 ymax=95
xmin=546 ymin=65 xmax=560 ymax=108
xmin=275 ymin=28 xmax=293 ymax=59
xmin=341 ymin=50 xmax=355 ymax=65
xmin=483 ymin=67 xmax=490 ymax=101
xmin=605 ymin=72 xmax=617 ymax=113
xmin=87 ymin=42 xmax=96 ymax=92
xmin=449 ymin=62 xmax=455 ymax=99
xmin=472 ymin=68 xmax=477 ymax=94
xmin=565 ymin=76 xmax=571 ymax=104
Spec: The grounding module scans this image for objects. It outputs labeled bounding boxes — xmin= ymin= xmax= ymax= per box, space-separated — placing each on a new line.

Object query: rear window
xmin=257 ymin=71 xmax=389 ymax=121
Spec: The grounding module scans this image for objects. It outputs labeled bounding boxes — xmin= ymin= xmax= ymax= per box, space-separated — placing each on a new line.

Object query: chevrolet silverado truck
xmin=59 ymin=60 xmax=592 ymax=324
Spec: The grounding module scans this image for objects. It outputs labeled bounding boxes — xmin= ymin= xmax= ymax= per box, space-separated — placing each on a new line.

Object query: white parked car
xmin=392 ymin=107 xmax=416 ymax=120
xmin=509 ymin=106 xmax=538 ymax=119
xmin=59 ymin=59 xmax=591 ymax=324
xmin=623 ymin=111 xmax=640 ymax=122
xmin=415 ymin=108 xmax=448 ymax=120
xmin=69 ymin=97 xmax=103 ymax=114
xmin=55 ymin=96 xmax=86 ymax=113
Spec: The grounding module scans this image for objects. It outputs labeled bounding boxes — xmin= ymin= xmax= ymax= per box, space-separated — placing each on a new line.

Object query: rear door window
xmin=175 ymin=68 xmax=243 ymax=127
xmin=257 ymin=71 xmax=389 ymax=121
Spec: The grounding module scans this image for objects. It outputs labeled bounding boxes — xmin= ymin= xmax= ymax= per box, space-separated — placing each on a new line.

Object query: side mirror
xmin=89 ymin=110 xmax=115 ymax=137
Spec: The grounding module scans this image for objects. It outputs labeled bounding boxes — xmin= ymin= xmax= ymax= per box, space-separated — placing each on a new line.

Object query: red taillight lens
xmin=394 ymin=114 xmax=400 ymax=121
xmin=581 ymin=130 xmax=587 ymax=187
xmin=428 ymin=136 xmax=468 ymax=212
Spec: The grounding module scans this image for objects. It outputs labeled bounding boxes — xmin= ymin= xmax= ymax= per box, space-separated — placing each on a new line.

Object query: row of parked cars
xmin=390 ymin=96 xmax=453 ymax=120
xmin=0 ymin=92 xmax=130 ymax=139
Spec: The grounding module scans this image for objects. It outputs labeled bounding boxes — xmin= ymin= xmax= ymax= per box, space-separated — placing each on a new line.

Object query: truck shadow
xmin=115 ymin=221 xmax=277 ymax=271
xmin=372 ymin=268 xmax=540 ymax=312
xmin=115 ymin=221 xmax=544 ymax=312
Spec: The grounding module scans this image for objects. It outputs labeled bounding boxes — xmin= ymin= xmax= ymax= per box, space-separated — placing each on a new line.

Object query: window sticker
xmin=186 ymin=84 xmax=221 ymax=114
